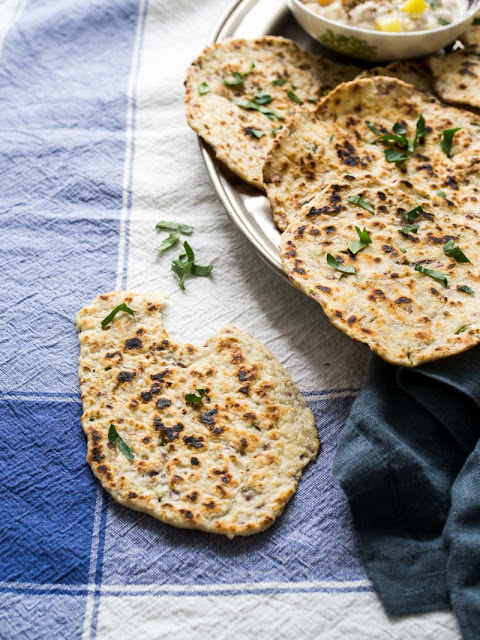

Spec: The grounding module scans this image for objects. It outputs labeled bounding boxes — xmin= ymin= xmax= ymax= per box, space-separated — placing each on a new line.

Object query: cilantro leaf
xmin=197 ymin=82 xmax=210 ymax=95
xmin=156 ymin=232 xmax=179 ymax=254
xmin=327 ymin=253 xmax=357 ymax=275
xmin=349 ymin=226 xmax=372 ymax=255
xmin=223 ymin=72 xmax=245 ymax=87
xmin=403 ymin=205 xmax=424 ymax=222
xmin=441 ymin=128 xmax=462 ymax=157
xmin=108 ymin=425 xmax=134 ymax=460
xmin=155 ymin=221 xmax=194 ymax=235
xmin=272 ymin=78 xmax=287 ymax=86
xmin=348 ymin=195 xmax=375 ymax=214
xmin=271 ymin=125 xmax=283 ymax=138
xmin=231 ymin=98 xmax=285 ymax=121
xmin=287 ymin=90 xmax=302 ymax=104
xmin=437 ymin=190 xmax=447 ymax=198
xmin=400 ymin=224 xmax=419 ymax=235
xmin=171 ymin=241 xmax=213 ymax=290
xmin=458 ymin=285 xmax=475 ymax=295
xmin=185 ymin=388 xmax=206 ymax=404
xmin=101 ymin=303 xmax=135 ymax=329
xmin=443 ymin=239 xmax=470 ymax=263
xmin=414 ymin=263 xmax=448 ymax=287
xmin=385 ymin=148 xmax=409 ymax=164
xmin=393 ymin=121 xmax=407 ymax=135
xmin=253 ymin=91 xmax=273 ymax=105
xmin=438 ymin=17 xmax=450 ymax=25
xmin=456 ymin=325 xmax=469 ymax=334
xmin=366 ymin=120 xmax=382 ymax=135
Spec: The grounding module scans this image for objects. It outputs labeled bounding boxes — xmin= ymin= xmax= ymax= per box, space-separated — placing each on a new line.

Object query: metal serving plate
xmin=199 ymin=0 xmax=347 ymax=282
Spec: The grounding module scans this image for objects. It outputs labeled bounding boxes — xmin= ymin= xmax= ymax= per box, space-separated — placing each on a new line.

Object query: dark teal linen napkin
xmin=332 ymin=348 xmax=480 ymax=640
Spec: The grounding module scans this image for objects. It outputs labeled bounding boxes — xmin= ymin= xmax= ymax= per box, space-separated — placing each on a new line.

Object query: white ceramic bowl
xmin=288 ymin=0 xmax=480 ymax=61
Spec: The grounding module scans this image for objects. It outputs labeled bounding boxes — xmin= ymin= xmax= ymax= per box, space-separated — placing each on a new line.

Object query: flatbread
xmin=77 ymin=291 xmax=319 ymax=538
xmin=427 ymin=52 xmax=480 ymax=109
xmin=357 ymin=61 xmax=434 ymax=94
xmin=263 ymin=77 xmax=480 ymax=230
xmin=185 ymin=36 xmax=359 ymax=190
xmin=280 ymin=180 xmax=480 ymax=367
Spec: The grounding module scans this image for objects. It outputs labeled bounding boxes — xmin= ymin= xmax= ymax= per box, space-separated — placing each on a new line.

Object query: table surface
xmin=0 ymin=0 xmax=460 ymax=638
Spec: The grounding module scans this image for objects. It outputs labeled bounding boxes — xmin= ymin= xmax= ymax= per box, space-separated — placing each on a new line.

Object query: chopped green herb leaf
xmin=197 ymin=82 xmax=210 ymax=95
xmin=403 ymin=205 xmax=424 ymax=222
xmin=441 ymin=128 xmax=462 ymax=157
xmin=156 ymin=232 xmax=179 ymax=254
xmin=249 ymin=128 xmax=265 ymax=138
xmin=443 ymin=239 xmax=470 ymax=263
xmin=348 ymin=195 xmax=375 ymax=214
xmin=307 ymin=97 xmax=317 ymax=103
xmin=366 ymin=120 xmax=382 ymax=135
xmin=414 ymin=263 xmax=448 ymax=287
xmin=101 ymin=303 xmax=135 ymax=329
xmin=223 ymin=71 xmax=245 ymax=87
xmin=426 ymin=0 xmax=436 ymax=6
xmin=185 ymin=388 xmax=206 ymax=404
xmin=254 ymin=90 xmax=273 ymax=105
xmin=399 ymin=247 xmax=407 ymax=253
xmin=456 ymin=325 xmax=469 ymax=335
xmin=385 ymin=148 xmax=408 ymax=164
xmin=458 ymin=285 xmax=475 ymax=295
xmin=393 ymin=122 xmax=407 ymax=135
xmin=327 ymin=253 xmax=357 ymax=275
xmin=287 ymin=90 xmax=302 ymax=104
xmin=272 ymin=77 xmax=287 ymax=86
xmin=271 ymin=125 xmax=283 ymax=138
xmin=349 ymin=226 xmax=372 ymax=255
xmin=231 ymin=98 xmax=285 ymax=121
xmin=155 ymin=220 xmax=194 ymax=235
xmin=171 ymin=241 xmax=213 ymax=290
xmin=437 ymin=17 xmax=450 ymax=25
xmin=329 ymin=134 xmax=334 ymax=142
xmin=413 ymin=114 xmax=426 ymax=149
xmin=437 ymin=190 xmax=447 ymax=198
xmin=400 ymin=224 xmax=419 ymax=235
xmin=377 ymin=133 xmax=409 ymax=149
xmin=108 ymin=424 xmax=134 ymax=460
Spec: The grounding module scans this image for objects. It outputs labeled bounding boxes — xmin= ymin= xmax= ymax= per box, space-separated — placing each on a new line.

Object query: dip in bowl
xmin=289 ymin=0 xmax=479 ymax=60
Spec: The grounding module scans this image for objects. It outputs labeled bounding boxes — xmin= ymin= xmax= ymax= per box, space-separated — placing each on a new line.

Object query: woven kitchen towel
xmin=333 ymin=348 xmax=480 ymax=640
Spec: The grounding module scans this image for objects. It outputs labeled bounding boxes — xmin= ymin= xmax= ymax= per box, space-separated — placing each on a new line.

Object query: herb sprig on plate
xmin=366 ymin=115 xmax=426 ymax=164
xmin=349 ymin=226 xmax=372 ymax=255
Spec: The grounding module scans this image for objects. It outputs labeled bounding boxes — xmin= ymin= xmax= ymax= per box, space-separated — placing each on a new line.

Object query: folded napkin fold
xmin=333 ymin=347 xmax=480 ymax=640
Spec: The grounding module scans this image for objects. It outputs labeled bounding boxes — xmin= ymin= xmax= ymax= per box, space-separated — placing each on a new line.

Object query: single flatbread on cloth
xmin=357 ymin=61 xmax=434 ymax=94
xmin=185 ymin=36 xmax=359 ymax=190
xmin=427 ymin=53 xmax=480 ymax=109
xmin=281 ymin=179 xmax=480 ymax=367
xmin=264 ymin=77 xmax=480 ymax=231
xmin=76 ymin=291 xmax=319 ymax=538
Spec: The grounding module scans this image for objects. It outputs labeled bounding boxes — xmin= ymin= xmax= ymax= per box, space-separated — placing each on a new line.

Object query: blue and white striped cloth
xmin=0 ymin=1 xmax=461 ymax=637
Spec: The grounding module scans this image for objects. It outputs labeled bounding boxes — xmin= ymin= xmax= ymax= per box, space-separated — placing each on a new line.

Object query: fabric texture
xmin=333 ymin=349 xmax=480 ymax=640
xmin=0 ymin=0 xmax=462 ymax=638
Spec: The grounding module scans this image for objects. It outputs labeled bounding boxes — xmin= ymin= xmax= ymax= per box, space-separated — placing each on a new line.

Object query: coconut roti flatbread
xmin=264 ymin=77 xmax=480 ymax=231
xmin=185 ymin=36 xmax=359 ymax=190
xmin=281 ymin=180 xmax=480 ymax=367
xmin=77 ymin=291 xmax=319 ymax=538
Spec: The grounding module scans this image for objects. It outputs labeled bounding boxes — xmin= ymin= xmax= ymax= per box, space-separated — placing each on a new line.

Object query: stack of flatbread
xmin=185 ymin=32 xmax=480 ymax=366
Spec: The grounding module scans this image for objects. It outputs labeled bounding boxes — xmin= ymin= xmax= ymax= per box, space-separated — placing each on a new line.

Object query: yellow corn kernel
xmin=317 ymin=0 xmax=334 ymax=6
xmin=375 ymin=14 xmax=404 ymax=31
xmin=402 ymin=0 xmax=428 ymax=15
